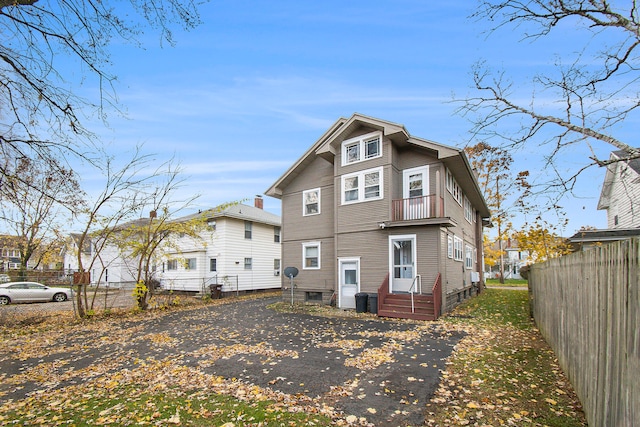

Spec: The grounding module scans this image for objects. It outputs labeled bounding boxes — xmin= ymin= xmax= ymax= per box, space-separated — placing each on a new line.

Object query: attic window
xmin=341 ymin=131 xmax=382 ymax=166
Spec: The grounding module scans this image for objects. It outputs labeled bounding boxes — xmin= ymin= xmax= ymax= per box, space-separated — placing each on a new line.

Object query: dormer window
xmin=341 ymin=131 xmax=382 ymax=165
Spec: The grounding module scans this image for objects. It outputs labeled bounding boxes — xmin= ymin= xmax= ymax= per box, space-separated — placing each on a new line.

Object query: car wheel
xmin=0 ymin=296 xmax=10 ymax=305
xmin=53 ymin=293 xmax=67 ymax=302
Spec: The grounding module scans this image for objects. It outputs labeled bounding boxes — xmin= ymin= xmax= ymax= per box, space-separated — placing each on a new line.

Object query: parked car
xmin=0 ymin=274 xmax=10 ymax=283
xmin=0 ymin=281 xmax=73 ymax=305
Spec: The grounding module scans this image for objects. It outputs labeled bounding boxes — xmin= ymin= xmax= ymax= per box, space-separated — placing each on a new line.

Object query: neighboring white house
xmin=568 ymin=149 xmax=640 ymax=250
xmin=64 ymin=197 xmax=282 ymax=294
xmin=486 ymin=238 xmax=530 ymax=280
xmin=62 ymin=233 xmax=139 ymax=287
xmin=158 ymin=197 xmax=282 ymax=294
xmin=597 ymin=149 xmax=640 ymax=228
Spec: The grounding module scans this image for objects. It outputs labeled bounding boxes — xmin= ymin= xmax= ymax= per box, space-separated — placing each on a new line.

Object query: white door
xmin=403 ymin=166 xmax=429 ymax=220
xmin=389 ymin=236 xmax=416 ymax=293
xmin=339 ymin=259 xmax=359 ymax=309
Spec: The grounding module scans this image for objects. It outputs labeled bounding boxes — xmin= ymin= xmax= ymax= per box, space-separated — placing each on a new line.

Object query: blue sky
xmin=75 ymin=1 xmax=634 ymax=235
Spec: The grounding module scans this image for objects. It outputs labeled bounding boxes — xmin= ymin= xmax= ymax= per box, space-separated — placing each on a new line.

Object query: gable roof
xmin=598 ymin=149 xmax=640 ymax=210
xmin=179 ymin=202 xmax=281 ymax=227
xmin=265 ymin=113 xmax=490 ymax=219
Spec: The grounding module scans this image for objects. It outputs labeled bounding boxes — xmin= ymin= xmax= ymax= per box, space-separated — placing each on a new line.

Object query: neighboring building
xmin=486 ymin=239 xmax=530 ymax=279
xmin=158 ymin=197 xmax=282 ymax=294
xmin=0 ymin=235 xmax=23 ymax=271
xmin=62 ymin=232 xmax=138 ymax=287
xmin=597 ymin=149 xmax=640 ymax=228
xmin=568 ymin=149 xmax=640 ymax=250
xmin=62 ymin=198 xmax=282 ymax=294
xmin=266 ymin=114 xmax=490 ymax=320
xmin=568 ymin=228 xmax=640 ymax=252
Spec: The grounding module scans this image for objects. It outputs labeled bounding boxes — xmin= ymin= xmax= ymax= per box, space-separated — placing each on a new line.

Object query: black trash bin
xmin=368 ymin=293 xmax=378 ymax=314
xmin=355 ymin=293 xmax=368 ymax=313
xmin=209 ymin=284 xmax=223 ymax=299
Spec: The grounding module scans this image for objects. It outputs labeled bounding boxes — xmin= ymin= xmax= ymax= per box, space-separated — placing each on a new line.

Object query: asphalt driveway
xmin=0 ymin=296 xmax=463 ymax=426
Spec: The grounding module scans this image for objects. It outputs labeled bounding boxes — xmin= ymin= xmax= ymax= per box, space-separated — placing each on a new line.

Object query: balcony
xmin=390 ymin=195 xmax=453 ymax=226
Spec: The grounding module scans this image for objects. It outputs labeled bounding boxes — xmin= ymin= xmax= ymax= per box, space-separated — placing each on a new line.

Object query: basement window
xmin=305 ymin=292 xmax=323 ymax=303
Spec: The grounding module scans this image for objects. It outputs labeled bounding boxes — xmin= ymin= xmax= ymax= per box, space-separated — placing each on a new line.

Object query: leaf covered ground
xmin=426 ymin=289 xmax=586 ymax=427
xmin=0 ymin=289 xmax=585 ymax=426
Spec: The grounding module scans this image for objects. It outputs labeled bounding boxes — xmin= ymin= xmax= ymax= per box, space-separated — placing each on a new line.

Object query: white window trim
xmin=464 ymin=196 xmax=473 ymax=223
xmin=341 ymin=131 xmax=382 ymax=166
xmin=447 ymin=235 xmax=453 ymax=259
xmin=447 ymin=169 xmax=463 ymax=206
xmin=303 ymin=188 xmax=321 ymax=216
xmin=302 ymin=241 xmax=321 ymax=270
xmin=341 ymin=166 xmax=384 ymax=205
xmin=465 ymin=245 xmax=473 ymax=269
xmin=454 ymin=236 xmax=463 ymax=261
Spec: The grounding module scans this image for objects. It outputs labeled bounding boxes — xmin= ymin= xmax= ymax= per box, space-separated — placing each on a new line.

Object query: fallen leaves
xmin=425 ymin=289 xmax=586 ymax=427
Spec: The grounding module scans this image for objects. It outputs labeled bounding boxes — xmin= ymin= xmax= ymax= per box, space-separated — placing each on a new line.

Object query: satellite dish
xmin=283 ymin=266 xmax=299 ymax=278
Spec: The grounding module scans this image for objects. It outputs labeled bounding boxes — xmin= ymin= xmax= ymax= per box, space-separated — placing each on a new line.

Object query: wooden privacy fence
xmin=529 ymin=238 xmax=640 ymax=427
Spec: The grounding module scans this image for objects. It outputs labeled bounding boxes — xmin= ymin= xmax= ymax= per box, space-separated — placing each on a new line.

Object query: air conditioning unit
xmin=471 ymin=271 xmax=480 ymax=283
xmin=274 ymin=270 xmax=280 ymax=276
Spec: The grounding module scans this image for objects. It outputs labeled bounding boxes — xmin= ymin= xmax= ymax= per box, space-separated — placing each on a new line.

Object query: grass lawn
xmin=426 ymin=288 xmax=586 ymax=426
xmin=485 ymin=278 xmax=529 ymax=287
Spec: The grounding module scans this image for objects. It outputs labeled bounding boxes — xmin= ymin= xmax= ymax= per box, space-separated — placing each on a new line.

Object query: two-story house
xmin=569 ymin=149 xmax=640 ymax=250
xmin=598 ymin=149 xmax=640 ymax=228
xmin=266 ymin=114 xmax=490 ymax=320
xmin=63 ymin=198 xmax=282 ymax=294
xmin=158 ymin=197 xmax=282 ymax=294
xmin=0 ymin=235 xmax=23 ymax=271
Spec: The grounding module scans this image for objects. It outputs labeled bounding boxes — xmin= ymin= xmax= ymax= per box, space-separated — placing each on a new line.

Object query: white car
xmin=0 ymin=281 xmax=73 ymax=305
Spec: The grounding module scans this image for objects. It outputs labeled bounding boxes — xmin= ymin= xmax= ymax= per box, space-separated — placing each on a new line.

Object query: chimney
xmin=254 ymin=195 xmax=264 ymax=209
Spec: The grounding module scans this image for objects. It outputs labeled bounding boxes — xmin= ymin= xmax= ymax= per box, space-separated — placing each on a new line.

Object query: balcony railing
xmin=391 ymin=195 xmax=444 ymax=222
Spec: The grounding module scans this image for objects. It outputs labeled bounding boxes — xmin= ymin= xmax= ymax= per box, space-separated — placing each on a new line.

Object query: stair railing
xmin=431 ymin=274 xmax=442 ymax=320
xmin=408 ymin=274 xmax=422 ymax=313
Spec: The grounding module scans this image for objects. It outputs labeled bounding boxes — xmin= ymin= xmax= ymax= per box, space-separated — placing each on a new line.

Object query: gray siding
xmin=336 ymin=230 xmax=388 ymax=293
xmin=281 ymin=238 xmax=335 ymax=292
xmin=281 ymin=156 xmax=335 ymax=242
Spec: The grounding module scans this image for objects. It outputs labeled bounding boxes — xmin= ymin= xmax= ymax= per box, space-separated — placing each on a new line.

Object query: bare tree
xmin=0 ymin=0 xmax=204 ymax=196
xmin=0 ymin=156 xmax=83 ymax=279
xmin=71 ymin=148 xmax=164 ymax=318
xmin=110 ymin=162 xmax=206 ymax=310
xmin=459 ymin=1 xmax=640 ymax=195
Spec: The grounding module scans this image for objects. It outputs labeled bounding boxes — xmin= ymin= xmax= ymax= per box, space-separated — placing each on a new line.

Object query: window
xmin=274 ymin=259 xmax=280 ymax=275
xmin=447 ymin=235 xmax=453 ymax=259
xmin=244 ymin=221 xmax=252 ymax=239
xmin=341 ymin=167 xmax=383 ymax=204
xmin=454 ymin=236 xmax=463 ymax=261
xmin=167 ymin=259 xmax=177 ymax=270
xmin=207 ymin=220 xmax=216 ymax=231
xmin=303 ymin=188 xmax=320 ymax=216
xmin=464 ymin=196 xmax=473 ymax=223
xmin=341 ymin=131 xmax=382 ymax=165
xmin=303 ymin=242 xmax=321 ymax=269
xmin=186 ymin=258 xmax=197 ymax=270
xmin=446 ymin=169 xmax=462 ymax=205
xmin=465 ymin=245 xmax=473 ymax=269
xmin=306 ymin=292 xmax=323 ymax=302
xmin=210 ymin=258 xmax=217 ymax=272
xmin=274 ymin=226 xmax=281 ymax=242
xmin=244 ymin=258 xmax=252 ymax=270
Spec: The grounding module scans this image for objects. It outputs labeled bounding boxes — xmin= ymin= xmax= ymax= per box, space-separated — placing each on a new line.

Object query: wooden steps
xmin=377 ymin=292 xmax=437 ymax=321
